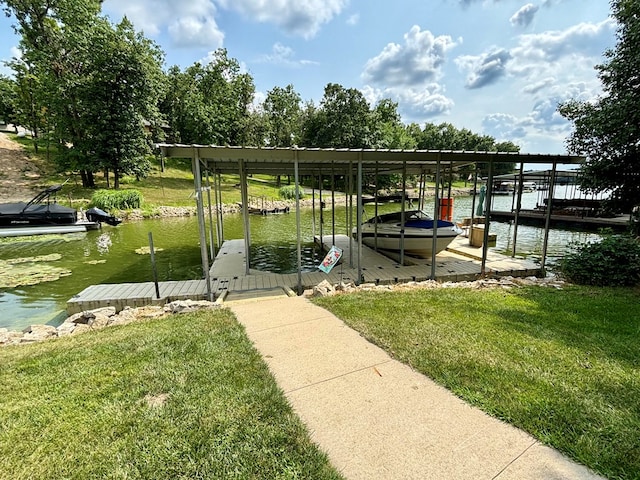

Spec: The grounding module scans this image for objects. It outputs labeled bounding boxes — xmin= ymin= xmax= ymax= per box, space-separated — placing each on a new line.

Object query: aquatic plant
xmin=0 ymin=253 xmax=71 ymax=288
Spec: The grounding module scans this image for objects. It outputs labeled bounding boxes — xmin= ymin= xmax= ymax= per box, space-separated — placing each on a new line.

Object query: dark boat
xmin=86 ymin=207 xmax=122 ymax=226
xmin=0 ymin=184 xmax=119 ymax=237
xmin=0 ymin=184 xmax=77 ymax=227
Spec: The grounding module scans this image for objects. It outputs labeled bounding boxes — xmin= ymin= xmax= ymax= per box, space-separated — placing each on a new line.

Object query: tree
xmin=371 ymin=99 xmax=417 ymax=149
xmin=263 ymin=84 xmax=302 ymax=147
xmin=161 ymin=50 xmax=256 ymax=146
xmin=417 ymin=122 xmax=518 ymax=177
xmin=302 ymin=83 xmax=373 ymax=148
xmin=79 ymin=18 xmax=165 ymax=189
xmin=2 ymin=0 xmax=164 ymax=188
xmin=0 ymin=75 xmax=18 ymax=128
xmin=559 ymin=0 xmax=640 ymax=211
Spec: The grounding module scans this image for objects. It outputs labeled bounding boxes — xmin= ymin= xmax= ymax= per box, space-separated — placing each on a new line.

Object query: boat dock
xmin=67 ymin=236 xmax=541 ymax=314
xmin=490 ymin=209 xmax=630 ymax=231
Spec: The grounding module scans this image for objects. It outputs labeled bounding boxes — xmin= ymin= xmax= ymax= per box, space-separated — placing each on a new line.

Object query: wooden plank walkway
xmin=67 ymin=236 xmax=541 ymax=314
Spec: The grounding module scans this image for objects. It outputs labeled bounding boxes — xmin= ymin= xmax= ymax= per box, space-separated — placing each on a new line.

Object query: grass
xmin=313 ymin=285 xmax=640 ymax=480
xmin=0 ymin=309 xmax=344 ymax=480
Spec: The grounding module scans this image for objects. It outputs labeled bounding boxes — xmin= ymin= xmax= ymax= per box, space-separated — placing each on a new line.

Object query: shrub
xmin=90 ymin=189 xmax=143 ymax=210
xmin=558 ymin=233 xmax=640 ymax=286
xmin=279 ymin=185 xmax=305 ymax=200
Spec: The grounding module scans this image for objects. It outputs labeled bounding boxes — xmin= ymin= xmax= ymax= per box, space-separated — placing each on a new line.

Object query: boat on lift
xmin=353 ymin=210 xmax=462 ymax=258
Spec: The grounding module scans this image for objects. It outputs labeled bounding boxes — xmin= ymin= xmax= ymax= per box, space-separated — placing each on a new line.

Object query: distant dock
xmin=67 ymin=236 xmax=541 ymax=314
xmin=490 ymin=209 xmax=630 ymax=231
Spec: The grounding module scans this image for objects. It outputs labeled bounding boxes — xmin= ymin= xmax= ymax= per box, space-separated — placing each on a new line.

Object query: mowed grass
xmin=314 ymin=285 xmax=640 ymax=480
xmin=0 ymin=309 xmax=343 ymax=480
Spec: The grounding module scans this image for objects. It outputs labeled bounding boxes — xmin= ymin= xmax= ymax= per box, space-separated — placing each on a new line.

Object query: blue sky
xmin=0 ymin=0 xmax=615 ymax=154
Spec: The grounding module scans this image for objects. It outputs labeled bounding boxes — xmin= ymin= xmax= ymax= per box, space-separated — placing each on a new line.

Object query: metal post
xmin=319 ymin=172 xmax=324 ymax=247
xmin=357 ymin=154 xmax=363 ymax=284
xmin=193 ymin=150 xmax=212 ymax=301
xmin=205 ymin=170 xmax=216 ymax=259
xmin=148 ymin=231 xmax=160 ymax=299
xmin=400 ymin=160 xmax=407 ymax=265
xmin=215 ymin=172 xmax=224 ymax=244
xmin=331 ymin=162 xmax=336 ymax=246
xmin=512 ymin=163 xmax=524 ymax=257
xmin=295 ymin=151 xmax=302 ymax=294
xmin=431 ymin=157 xmax=441 ymax=280
xmin=481 ymin=158 xmax=495 ymax=276
xmin=540 ymin=163 xmax=557 ymax=276
xmin=239 ymin=159 xmax=251 ymax=276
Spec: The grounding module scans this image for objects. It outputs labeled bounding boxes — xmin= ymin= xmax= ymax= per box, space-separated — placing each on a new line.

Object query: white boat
xmin=353 ymin=210 xmax=462 ymax=258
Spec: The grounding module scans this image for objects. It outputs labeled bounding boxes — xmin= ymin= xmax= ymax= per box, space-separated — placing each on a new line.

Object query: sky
xmin=0 ymin=0 xmax=616 ymax=155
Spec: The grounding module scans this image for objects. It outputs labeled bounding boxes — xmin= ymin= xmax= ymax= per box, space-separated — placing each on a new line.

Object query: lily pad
xmin=0 ymin=253 xmax=71 ymax=288
xmin=135 ymin=246 xmax=164 ymax=255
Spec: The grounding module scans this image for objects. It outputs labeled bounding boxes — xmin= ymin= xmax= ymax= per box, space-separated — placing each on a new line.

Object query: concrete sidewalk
xmin=228 ymin=295 xmax=603 ymax=480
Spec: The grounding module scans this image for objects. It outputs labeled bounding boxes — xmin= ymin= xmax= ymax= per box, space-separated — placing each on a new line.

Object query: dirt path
xmin=0 ymin=132 xmax=44 ymax=202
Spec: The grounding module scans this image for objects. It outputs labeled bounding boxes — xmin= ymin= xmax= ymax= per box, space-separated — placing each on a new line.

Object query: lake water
xmin=0 ymin=190 xmax=602 ymax=331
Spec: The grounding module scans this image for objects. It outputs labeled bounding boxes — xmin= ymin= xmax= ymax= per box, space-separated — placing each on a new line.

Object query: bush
xmin=279 ymin=185 xmax=305 ymax=200
xmin=558 ymin=233 xmax=640 ymax=286
xmin=90 ymin=189 xmax=143 ymax=210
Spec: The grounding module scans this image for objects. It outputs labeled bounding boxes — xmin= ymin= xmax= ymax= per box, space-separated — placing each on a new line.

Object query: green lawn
xmin=313 ymin=285 xmax=640 ymax=480
xmin=0 ymin=309 xmax=343 ymax=480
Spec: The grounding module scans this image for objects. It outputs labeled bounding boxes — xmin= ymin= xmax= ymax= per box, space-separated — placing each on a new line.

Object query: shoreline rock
xmin=1 ymin=300 xmax=221 ymax=347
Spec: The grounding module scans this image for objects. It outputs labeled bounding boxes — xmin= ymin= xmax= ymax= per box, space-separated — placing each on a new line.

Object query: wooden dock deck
xmin=67 ymin=236 xmax=541 ymax=314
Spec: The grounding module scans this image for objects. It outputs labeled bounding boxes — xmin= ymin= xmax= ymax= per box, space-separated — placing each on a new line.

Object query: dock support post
xmin=192 ymin=149 xmax=212 ymax=301
xmin=512 ymin=162 xmax=524 ymax=257
xmin=431 ymin=156 xmax=441 ymax=280
xmin=481 ymin=158 xmax=495 ymax=276
xmin=295 ymin=150 xmax=302 ymax=294
xmin=148 ymin=231 xmax=160 ymax=299
xmin=357 ymin=153 xmax=363 ymax=284
xmin=540 ymin=162 xmax=557 ymax=275
xmin=239 ymin=159 xmax=251 ymax=276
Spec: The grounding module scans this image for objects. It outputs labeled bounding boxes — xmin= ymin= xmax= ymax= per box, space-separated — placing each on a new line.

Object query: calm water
xmin=0 ymin=190 xmax=601 ymax=330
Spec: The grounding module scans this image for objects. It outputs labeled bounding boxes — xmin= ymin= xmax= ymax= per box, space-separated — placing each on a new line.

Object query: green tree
xmin=302 ymin=83 xmax=373 ymax=148
xmin=418 ymin=122 xmax=517 ymax=176
xmin=559 ymin=0 xmax=640 ymax=211
xmin=0 ymin=74 xmax=18 ymax=129
xmin=2 ymin=0 xmax=163 ymax=188
xmin=371 ymin=99 xmax=417 ymax=149
xmin=263 ymin=84 xmax=302 ymax=147
xmin=161 ymin=50 xmax=255 ymax=146
xmin=79 ymin=18 xmax=165 ymax=189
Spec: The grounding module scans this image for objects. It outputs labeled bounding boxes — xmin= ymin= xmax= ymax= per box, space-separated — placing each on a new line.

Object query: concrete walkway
xmin=228 ymin=295 xmax=604 ymax=480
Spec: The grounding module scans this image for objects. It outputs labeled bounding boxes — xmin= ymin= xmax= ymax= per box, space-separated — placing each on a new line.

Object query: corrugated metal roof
xmin=157 ymin=144 xmax=584 ymax=175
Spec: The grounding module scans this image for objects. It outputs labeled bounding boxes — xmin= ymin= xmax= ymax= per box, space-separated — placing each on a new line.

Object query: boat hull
xmin=357 ymin=225 xmax=459 ymax=258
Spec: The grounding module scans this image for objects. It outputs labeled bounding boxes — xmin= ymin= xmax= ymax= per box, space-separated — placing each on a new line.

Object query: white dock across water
xmin=67 ymin=236 xmax=541 ymax=313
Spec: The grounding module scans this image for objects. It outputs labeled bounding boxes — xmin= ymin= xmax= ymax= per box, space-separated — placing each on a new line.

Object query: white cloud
xmin=346 ymin=13 xmax=360 ymax=26
xmin=362 ymin=84 xmax=455 ymax=119
xmin=103 ymin=0 xmax=224 ymax=48
xmin=512 ymin=19 xmax=616 ymax=64
xmin=216 ymin=0 xmax=348 ymax=39
xmin=257 ymin=43 xmax=319 ymax=67
xmin=456 ymin=48 xmax=512 ymax=89
xmin=510 ymin=4 xmax=539 ymax=27
xmin=522 ymin=77 xmax=555 ymax=94
xmin=104 ymin=0 xmax=346 ymax=47
xmin=456 ymin=18 xmax=614 ymax=92
xmin=362 ymin=26 xmax=458 ymax=86
xmin=168 ymin=16 xmax=224 ymax=48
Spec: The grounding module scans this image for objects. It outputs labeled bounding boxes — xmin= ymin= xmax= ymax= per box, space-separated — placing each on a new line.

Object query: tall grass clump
xmin=91 ymin=189 xmax=143 ymax=210
xmin=559 ymin=233 xmax=640 ymax=286
xmin=279 ymin=185 xmax=305 ymax=200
